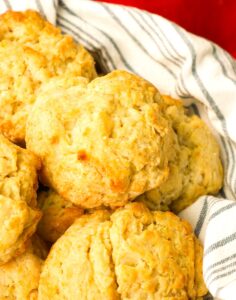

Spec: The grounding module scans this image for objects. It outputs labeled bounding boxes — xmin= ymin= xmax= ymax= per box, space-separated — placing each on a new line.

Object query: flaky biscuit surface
xmin=0 ymin=10 xmax=96 ymax=143
xmin=0 ymin=134 xmax=41 ymax=264
xmin=0 ymin=10 xmax=96 ymax=81
xmin=0 ymin=41 xmax=51 ymax=144
xmin=0 ymin=236 xmax=46 ymax=300
xmin=140 ymin=95 xmax=223 ymax=212
xmin=110 ymin=203 xmax=207 ymax=299
xmin=37 ymin=189 xmax=84 ymax=242
xmin=26 ymin=71 xmax=175 ymax=208
xmin=38 ymin=210 xmax=118 ymax=300
xmin=38 ymin=202 xmax=207 ymax=300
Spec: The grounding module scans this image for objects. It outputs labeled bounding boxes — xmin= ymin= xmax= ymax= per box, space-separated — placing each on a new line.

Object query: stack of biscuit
xmin=0 ymin=10 xmax=223 ymax=300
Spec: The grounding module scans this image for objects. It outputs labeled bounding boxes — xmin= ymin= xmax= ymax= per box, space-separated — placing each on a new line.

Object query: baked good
xmin=0 ymin=236 xmax=47 ymax=300
xmin=0 ymin=41 xmax=51 ymax=145
xmin=37 ymin=189 xmax=84 ymax=242
xmin=139 ymin=95 xmax=223 ymax=212
xmin=38 ymin=202 xmax=207 ymax=300
xmin=109 ymin=203 xmax=207 ymax=299
xmin=26 ymin=71 xmax=176 ymax=209
xmin=0 ymin=10 xmax=96 ymax=80
xmin=0 ymin=134 xmax=41 ymax=264
xmin=0 ymin=10 xmax=96 ymax=143
xmin=38 ymin=209 xmax=115 ymax=300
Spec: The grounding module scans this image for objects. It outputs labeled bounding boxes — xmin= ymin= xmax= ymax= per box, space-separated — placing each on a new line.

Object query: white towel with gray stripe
xmin=1 ymin=0 xmax=236 ymax=299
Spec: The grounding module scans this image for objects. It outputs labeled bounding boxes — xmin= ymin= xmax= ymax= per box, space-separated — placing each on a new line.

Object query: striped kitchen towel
xmin=1 ymin=0 xmax=236 ymax=299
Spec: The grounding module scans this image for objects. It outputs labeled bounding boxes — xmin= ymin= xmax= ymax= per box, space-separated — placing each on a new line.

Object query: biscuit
xmin=37 ymin=189 xmax=84 ymax=242
xmin=38 ymin=202 xmax=207 ymax=300
xmin=139 ymin=95 xmax=223 ymax=212
xmin=0 ymin=236 xmax=46 ymax=300
xmin=0 ymin=134 xmax=41 ymax=264
xmin=0 ymin=10 xmax=96 ymax=143
xmin=109 ymin=203 xmax=207 ymax=299
xmin=38 ymin=210 xmax=117 ymax=300
xmin=26 ymin=71 xmax=176 ymax=209
xmin=0 ymin=41 xmax=51 ymax=144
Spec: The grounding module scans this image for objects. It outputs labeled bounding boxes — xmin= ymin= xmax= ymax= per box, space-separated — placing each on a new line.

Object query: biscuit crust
xmin=38 ymin=210 xmax=118 ymax=300
xmin=26 ymin=71 xmax=175 ymax=209
xmin=0 ymin=10 xmax=96 ymax=143
xmin=0 ymin=10 xmax=96 ymax=80
xmin=0 ymin=134 xmax=41 ymax=264
xmin=0 ymin=236 xmax=46 ymax=300
xmin=140 ymin=95 xmax=223 ymax=212
xmin=38 ymin=202 xmax=207 ymax=300
xmin=0 ymin=41 xmax=51 ymax=144
xmin=37 ymin=189 xmax=84 ymax=242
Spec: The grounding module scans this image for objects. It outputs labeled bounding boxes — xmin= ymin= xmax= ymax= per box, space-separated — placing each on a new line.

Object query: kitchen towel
xmin=97 ymin=0 xmax=236 ymax=58
xmin=1 ymin=0 xmax=236 ymax=299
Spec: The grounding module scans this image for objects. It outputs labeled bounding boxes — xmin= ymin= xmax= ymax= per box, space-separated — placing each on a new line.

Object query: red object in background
xmin=98 ymin=0 xmax=236 ymax=58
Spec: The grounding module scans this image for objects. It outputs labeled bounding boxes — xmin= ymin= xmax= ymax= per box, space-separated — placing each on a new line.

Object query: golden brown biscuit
xmin=0 ymin=134 xmax=41 ymax=264
xmin=37 ymin=189 xmax=84 ymax=243
xmin=38 ymin=202 xmax=207 ymax=300
xmin=0 ymin=10 xmax=96 ymax=80
xmin=0 ymin=236 xmax=47 ymax=300
xmin=140 ymin=95 xmax=223 ymax=212
xmin=0 ymin=10 xmax=96 ymax=143
xmin=0 ymin=41 xmax=51 ymax=144
xmin=26 ymin=71 xmax=175 ymax=209
xmin=38 ymin=210 xmax=118 ymax=300
xmin=110 ymin=203 xmax=207 ymax=299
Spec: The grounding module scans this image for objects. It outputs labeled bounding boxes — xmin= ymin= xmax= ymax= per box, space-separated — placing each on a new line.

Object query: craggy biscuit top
xmin=109 ymin=203 xmax=207 ymax=299
xmin=38 ymin=202 xmax=207 ymax=300
xmin=140 ymin=95 xmax=223 ymax=212
xmin=38 ymin=210 xmax=117 ymax=300
xmin=26 ymin=71 xmax=176 ymax=209
xmin=0 ymin=10 xmax=96 ymax=143
xmin=37 ymin=189 xmax=84 ymax=243
xmin=0 ymin=134 xmax=41 ymax=264
xmin=0 ymin=41 xmax=51 ymax=143
xmin=0 ymin=10 xmax=96 ymax=80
